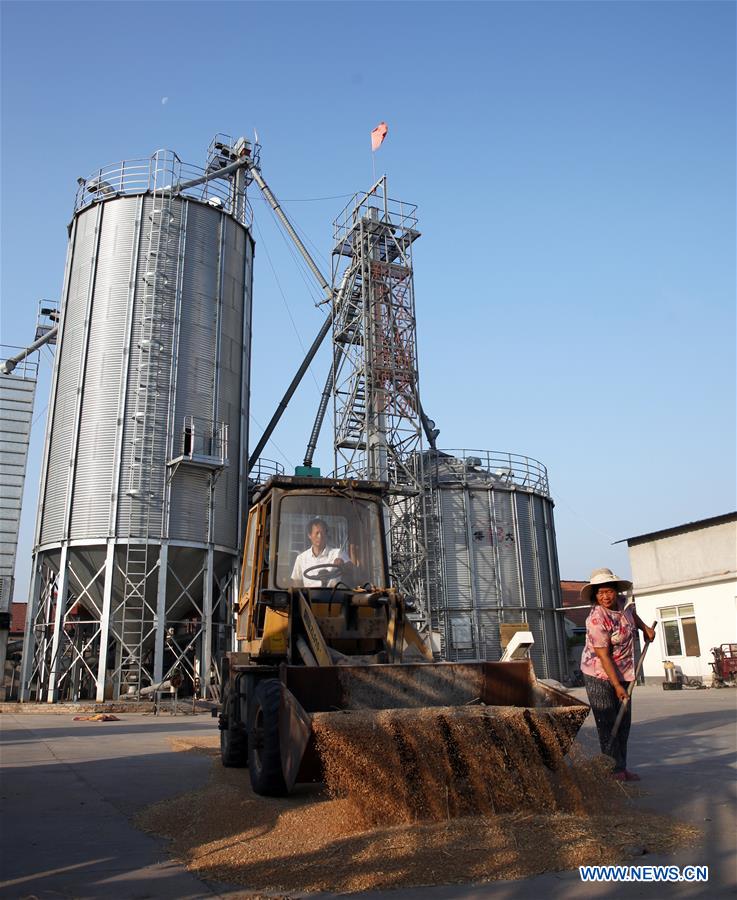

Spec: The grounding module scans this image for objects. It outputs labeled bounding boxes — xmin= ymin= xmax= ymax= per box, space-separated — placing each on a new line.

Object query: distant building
xmin=2 ymin=603 xmax=26 ymax=700
xmin=620 ymin=513 xmax=737 ymax=684
xmin=560 ymin=580 xmax=589 ymax=630
xmin=559 ymin=580 xmax=588 ymax=677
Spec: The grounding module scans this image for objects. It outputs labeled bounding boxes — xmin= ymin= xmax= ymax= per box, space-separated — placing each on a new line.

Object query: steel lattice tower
xmin=331 ymin=177 xmax=430 ymax=629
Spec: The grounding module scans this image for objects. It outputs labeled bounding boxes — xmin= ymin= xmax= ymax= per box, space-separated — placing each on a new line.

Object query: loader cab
xmin=236 ymin=477 xmax=391 ymax=649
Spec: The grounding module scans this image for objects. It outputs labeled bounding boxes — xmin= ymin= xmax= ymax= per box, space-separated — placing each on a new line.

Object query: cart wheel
xmin=220 ymin=683 xmax=248 ymax=768
xmin=248 ymin=679 xmax=288 ymax=796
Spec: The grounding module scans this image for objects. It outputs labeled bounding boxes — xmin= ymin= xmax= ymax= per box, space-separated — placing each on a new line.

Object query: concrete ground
xmin=1 ymin=686 xmax=735 ymax=899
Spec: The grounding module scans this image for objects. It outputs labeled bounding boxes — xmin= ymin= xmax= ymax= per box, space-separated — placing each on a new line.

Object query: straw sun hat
xmin=580 ymin=567 xmax=633 ymax=604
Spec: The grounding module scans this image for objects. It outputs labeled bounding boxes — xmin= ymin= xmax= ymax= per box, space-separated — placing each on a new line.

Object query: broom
xmin=607 ymin=620 xmax=657 ymax=752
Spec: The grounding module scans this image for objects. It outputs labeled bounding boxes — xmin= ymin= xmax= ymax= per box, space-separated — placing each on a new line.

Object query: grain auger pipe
xmin=1 ymin=326 xmax=59 ymax=375
xmin=172 ymin=144 xmax=333 ymax=302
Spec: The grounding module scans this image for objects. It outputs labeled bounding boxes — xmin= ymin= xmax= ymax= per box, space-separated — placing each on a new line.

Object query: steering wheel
xmin=302 ymin=563 xmax=343 ymax=586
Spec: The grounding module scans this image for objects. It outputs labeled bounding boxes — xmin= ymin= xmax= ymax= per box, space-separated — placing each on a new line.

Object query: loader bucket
xmin=276 ymin=661 xmax=590 ymax=817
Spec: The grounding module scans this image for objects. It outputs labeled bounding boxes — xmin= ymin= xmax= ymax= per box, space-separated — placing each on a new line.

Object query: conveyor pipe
xmin=1 ymin=326 xmax=59 ymax=375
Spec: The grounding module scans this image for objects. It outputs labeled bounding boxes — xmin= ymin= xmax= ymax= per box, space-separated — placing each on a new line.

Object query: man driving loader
xmin=290 ymin=517 xmax=354 ymax=587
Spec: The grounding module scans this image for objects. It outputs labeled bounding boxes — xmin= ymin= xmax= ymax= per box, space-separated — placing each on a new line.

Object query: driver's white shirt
xmin=291 ymin=546 xmax=348 ymax=587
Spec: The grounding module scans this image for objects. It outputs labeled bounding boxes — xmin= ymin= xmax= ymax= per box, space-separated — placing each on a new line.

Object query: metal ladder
xmin=334 ymin=268 xmax=367 ymax=452
xmin=119 ymin=152 xmax=181 ymax=696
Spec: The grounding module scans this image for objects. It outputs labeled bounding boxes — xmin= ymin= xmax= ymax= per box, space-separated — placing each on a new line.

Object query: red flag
xmin=371 ymin=121 xmax=388 ymax=151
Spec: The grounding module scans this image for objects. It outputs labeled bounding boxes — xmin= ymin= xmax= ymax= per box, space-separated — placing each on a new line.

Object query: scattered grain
xmin=136 ymin=726 xmax=700 ymax=894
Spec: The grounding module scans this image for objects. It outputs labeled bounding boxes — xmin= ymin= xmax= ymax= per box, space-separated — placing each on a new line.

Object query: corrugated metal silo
xmin=21 ymin=138 xmax=255 ymax=701
xmin=425 ymin=449 xmax=566 ymax=680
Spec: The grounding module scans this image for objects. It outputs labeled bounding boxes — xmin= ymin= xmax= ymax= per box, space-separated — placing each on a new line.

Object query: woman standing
xmin=580 ymin=567 xmax=656 ymax=781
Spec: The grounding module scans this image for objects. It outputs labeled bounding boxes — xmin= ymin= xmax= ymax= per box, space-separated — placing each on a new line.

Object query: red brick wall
xmin=10 ymin=603 xmax=26 ymax=636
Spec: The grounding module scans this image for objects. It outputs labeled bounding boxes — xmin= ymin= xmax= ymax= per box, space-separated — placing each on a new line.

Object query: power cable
xmin=29 ymin=347 xmax=55 ymax=426
xmin=258 ymin=195 xmax=323 ymax=306
xmin=263 ymin=197 xmax=334 ymax=312
xmin=32 ymin=403 xmax=48 ymax=428
xmin=280 ymin=193 xmax=354 ymax=203
xmin=283 ymin=210 xmax=332 ymax=273
xmin=249 ymin=411 xmax=294 ymax=469
xmin=554 ymin=490 xmax=619 ymax=545
xmin=250 ymin=187 xmax=339 ymax=467
xmin=251 ymin=215 xmax=323 ymax=393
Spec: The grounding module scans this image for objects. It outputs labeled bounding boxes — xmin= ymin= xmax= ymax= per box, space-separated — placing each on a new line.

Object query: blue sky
xmin=2 ymin=0 xmax=735 ymax=603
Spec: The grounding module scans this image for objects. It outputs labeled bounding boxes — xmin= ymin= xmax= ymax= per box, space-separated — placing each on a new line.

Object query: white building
xmin=621 ymin=513 xmax=737 ymax=684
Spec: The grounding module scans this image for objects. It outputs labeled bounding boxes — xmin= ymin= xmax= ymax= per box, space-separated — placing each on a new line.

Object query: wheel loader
xmin=217 ymin=474 xmax=589 ymax=799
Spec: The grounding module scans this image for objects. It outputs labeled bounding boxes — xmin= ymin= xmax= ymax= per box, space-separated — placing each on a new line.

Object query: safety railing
xmin=425 ymin=449 xmax=550 ymax=496
xmin=331 ymin=449 xmax=549 ymax=495
xmin=73 ymin=150 xmax=253 ymax=226
xmin=333 ymin=177 xmax=418 ymax=249
xmin=249 ymin=458 xmax=285 ymax=486
xmin=179 ymin=416 xmax=228 ymax=465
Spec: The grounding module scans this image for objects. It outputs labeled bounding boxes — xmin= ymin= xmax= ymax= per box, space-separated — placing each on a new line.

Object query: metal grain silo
xmin=21 ymin=137 xmax=255 ymax=702
xmin=425 ymin=449 xmax=566 ymax=680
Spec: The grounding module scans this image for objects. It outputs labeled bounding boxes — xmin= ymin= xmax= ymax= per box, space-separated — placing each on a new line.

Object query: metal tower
xmin=331 ymin=177 xmax=430 ymax=627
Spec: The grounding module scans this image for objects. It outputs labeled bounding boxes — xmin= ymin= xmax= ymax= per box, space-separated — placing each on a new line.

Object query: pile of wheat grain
xmin=137 ymin=729 xmax=699 ymax=894
xmin=312 ymin=705 xmax=593 ymax=824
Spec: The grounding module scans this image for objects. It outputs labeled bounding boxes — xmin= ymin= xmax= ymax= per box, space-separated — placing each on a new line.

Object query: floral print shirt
xmin=580 ymin=600 xmax=636 ymax=682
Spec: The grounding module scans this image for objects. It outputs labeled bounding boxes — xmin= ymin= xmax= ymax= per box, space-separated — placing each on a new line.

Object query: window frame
xmin=273 ymin=490 xmax=389 ymax=589
xmin=658 ymin=603 xmax=701 ymax=658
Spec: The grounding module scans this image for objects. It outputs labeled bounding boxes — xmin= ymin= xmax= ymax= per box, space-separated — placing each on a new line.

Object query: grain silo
xmin=425 ymin=449 xmax=566 ymax=680
xmin=20 ymin=136 xmax=255 ymax=702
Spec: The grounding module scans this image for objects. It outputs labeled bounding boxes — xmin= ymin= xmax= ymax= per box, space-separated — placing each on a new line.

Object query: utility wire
xmin=249 ymin=411 xmax=294 ymax=469
xmin=288 ymin=215 xmax=332 ymax=274
xmin=281 ymin=193 xmax=354 ymax=203
xmin=251 ymin=215 xmax=323 ymax=393
xmin=554 ymin=490 xmax=619 ymax=545
xmin=261 ymin=196 xmax=334 ymax=308
xmin=30 ymin=347 xmax=55 ymax=426
xmin=251 ymin=188 xmax=339 ymax=466
xmin=258 ymin=195 xmax=323 ymax=306
xmin=32 ymin=403 xmax=48 ymax=428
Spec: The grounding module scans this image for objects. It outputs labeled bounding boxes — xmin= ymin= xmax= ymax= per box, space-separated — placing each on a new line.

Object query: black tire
xmin=220 ymin=684 xmax=248 ymax=768
xmin=248 ymin=678 xmax=288 ymax=796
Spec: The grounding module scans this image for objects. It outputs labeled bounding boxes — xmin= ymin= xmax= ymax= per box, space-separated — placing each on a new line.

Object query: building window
xmin=659 ymin=604 xmax=701 ymax=657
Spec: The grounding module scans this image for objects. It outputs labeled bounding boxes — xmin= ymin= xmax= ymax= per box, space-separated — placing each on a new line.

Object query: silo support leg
xmin=46 ymin=545 xmax=69 ymax=703
xmin=201 ymin=548 xmax=214 ymax=699
xmin=0 ymin=634 xmax=8 ymax=702
xmin=153 ymin=543 xmax=168 ymax=686
xmin=112 ymin=641 xmax=123 ymax=700
xmin=19 ymin=562 xmax=41 ymax=701
xmin=95 ymin=541 xmax=116 ymax=702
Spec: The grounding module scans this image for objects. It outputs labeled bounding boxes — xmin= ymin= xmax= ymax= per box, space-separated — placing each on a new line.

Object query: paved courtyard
xmin=1 ymin=685 xmax=735 ymax=899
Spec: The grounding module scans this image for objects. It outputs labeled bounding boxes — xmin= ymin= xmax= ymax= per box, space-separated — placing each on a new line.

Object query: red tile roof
xmin=560 ymin=580 xmax=589 ymax=627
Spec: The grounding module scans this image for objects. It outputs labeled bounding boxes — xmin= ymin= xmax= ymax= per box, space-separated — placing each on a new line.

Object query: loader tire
xmin=220 ymin=684 xmax=248 ymax=768
xmin=248 ymin=678 xmax=288 ymax=796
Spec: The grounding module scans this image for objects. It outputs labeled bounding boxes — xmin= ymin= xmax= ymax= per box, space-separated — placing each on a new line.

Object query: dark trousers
xmin=584 ymin=674 xmax=632 ymax=772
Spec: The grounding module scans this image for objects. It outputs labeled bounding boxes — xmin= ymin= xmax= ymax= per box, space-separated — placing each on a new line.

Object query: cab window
xmin=275 ymin=494 xmax=386 ymax=589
